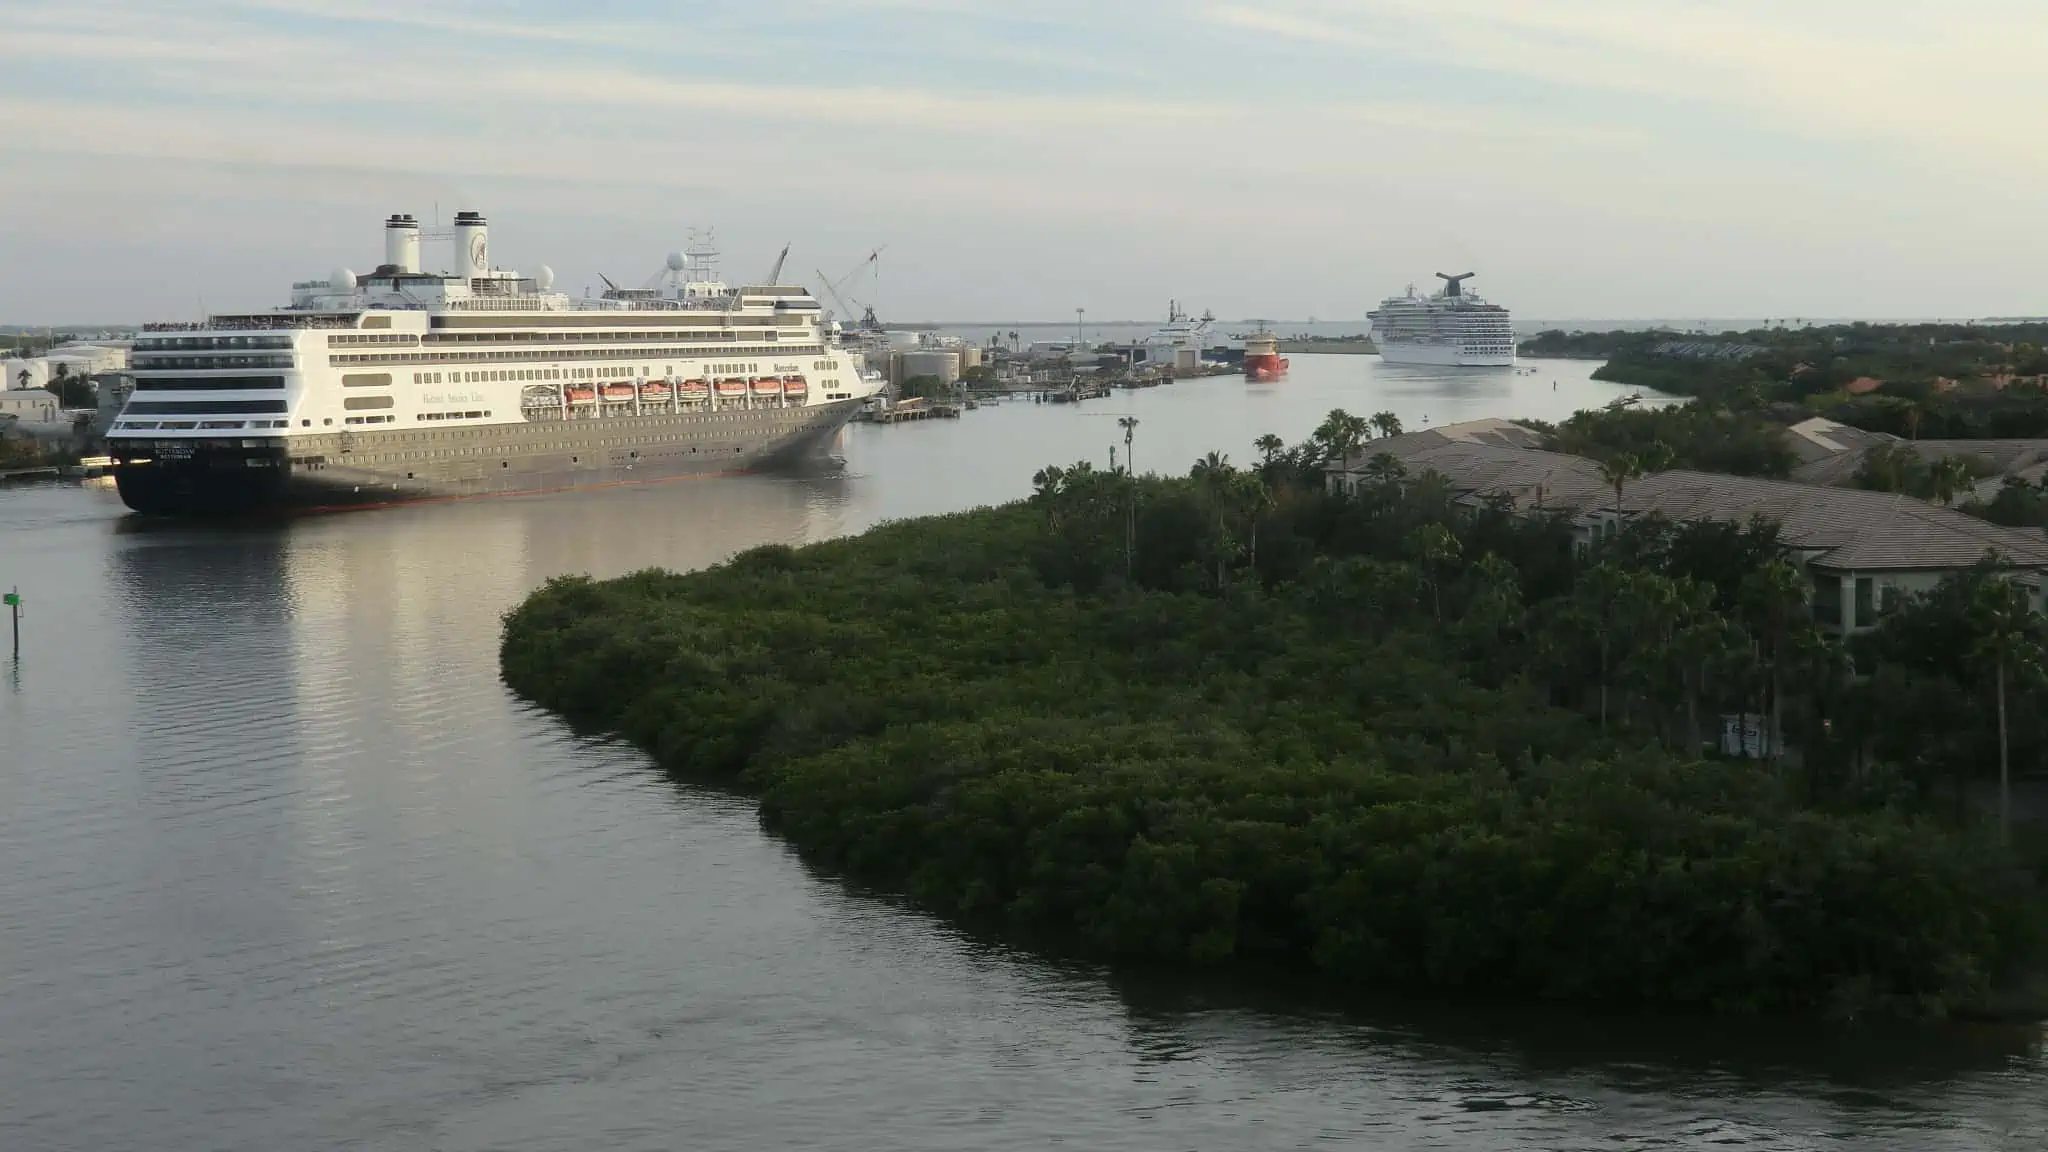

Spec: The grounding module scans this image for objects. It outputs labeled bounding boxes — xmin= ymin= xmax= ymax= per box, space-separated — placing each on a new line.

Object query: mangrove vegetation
xmin=502 ymin=415 xmax=2048 ymax=1019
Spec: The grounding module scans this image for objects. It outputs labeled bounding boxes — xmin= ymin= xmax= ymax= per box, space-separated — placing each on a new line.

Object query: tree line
xmin=501 ymin=411 xmax=2048 ymax=1019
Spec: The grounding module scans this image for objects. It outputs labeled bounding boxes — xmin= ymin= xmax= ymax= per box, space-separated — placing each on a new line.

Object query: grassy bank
xmin=502 ymin=435 xmax=2047 ymax=1019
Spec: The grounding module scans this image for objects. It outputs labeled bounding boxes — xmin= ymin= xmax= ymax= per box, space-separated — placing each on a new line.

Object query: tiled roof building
xmin=1330 ymin=422 xmax=2048 ymax=631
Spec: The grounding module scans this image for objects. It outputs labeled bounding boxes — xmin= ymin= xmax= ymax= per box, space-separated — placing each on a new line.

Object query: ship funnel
xmin=1436 ymin=272 xmax=1475 ymax=298
xmin=454 ymin=210 xmax=489 ymax=278
xmin=383 ymin=213 xmax=420 ymax=274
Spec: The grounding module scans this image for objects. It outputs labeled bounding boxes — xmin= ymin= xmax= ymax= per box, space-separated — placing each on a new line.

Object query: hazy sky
xmin=2 ymin=0 xmax=2043 ymax=325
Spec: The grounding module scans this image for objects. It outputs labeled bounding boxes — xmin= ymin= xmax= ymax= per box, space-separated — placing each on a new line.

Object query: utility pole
xmin=5 ymin=587 xmax=19 ymax=660
xmin=1076 ymin=308 xmax=1086 ymax=353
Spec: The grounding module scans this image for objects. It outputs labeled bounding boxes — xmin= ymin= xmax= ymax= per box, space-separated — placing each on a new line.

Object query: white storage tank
xmin=3 ymin=358 xmax=49 ymax=392
xmin=958 ymin=346 xmax=983 ymax=372
xmin=901 ymin=351 xmax=961 ymax=383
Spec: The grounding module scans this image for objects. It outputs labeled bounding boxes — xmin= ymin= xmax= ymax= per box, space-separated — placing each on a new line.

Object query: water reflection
xmin=5 ymin=369 xmax=2046 ymax=1151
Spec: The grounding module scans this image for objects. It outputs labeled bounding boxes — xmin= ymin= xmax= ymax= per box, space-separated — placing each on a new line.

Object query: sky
xmin=2 ymin=0 xmax=2044 ymax=325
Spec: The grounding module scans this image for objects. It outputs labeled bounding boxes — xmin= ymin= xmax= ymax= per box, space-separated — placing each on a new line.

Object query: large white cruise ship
xmin=1367 ymin=273 xmax=1515 ymax=367
xmin=107 ymin=210 xmax=884 ymax=515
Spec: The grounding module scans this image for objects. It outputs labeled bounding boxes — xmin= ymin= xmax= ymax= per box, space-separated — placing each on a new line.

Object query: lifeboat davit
xmin=566 ymin=386 xmax=598 ymax=405
xmin=781 ymin=375 xmax=808 ymax=397
xmin=601 ymin=383 xmax=637 ymax=401
xmin=639 ymin=380 xmax=672 ymax=400
xmin=715 ymin=377 xmax=747 ymax=396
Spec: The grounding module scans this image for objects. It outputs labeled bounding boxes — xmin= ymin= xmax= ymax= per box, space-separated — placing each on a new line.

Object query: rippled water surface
xmin=2 ymin=357 xmax=2043 ymax=1150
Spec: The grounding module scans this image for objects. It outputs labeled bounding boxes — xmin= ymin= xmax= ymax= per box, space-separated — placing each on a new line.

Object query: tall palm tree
xmin=1369 ymin=411 xmax=1403 ymax=439
xmin=1252 ymin=434 xmax=1285 ymax=467
xmin=1741 ymin=558 xmax=1811 ymax=762
xmin=1191 ymin=452 xmax=1237 ymax=587
xmin=1598 ymin=453 xmax=1643 ymax=537
xmin=1232 ymin=471 xmax=1272 ymax=573
xmin=1968 ymin=577 xmax=2044 ymax=838
xmin=1410 ymin=524 xmax=1461 ymax=622
xmin=1930 ymin=455 xmax=1970 ymax=506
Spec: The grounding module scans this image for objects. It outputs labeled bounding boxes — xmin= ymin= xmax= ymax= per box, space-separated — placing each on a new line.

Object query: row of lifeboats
xmin=537 ymin=375 xmax=810 ymax=407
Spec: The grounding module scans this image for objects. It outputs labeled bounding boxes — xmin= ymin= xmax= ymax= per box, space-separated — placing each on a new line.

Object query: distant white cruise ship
xmin=1368 ymin=273 xmax=1515 ymax=367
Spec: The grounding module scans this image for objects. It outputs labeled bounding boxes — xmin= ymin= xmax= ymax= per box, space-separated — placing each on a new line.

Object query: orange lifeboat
xmin=679 ymin=378 xmax=710 ymax=400
xmin=750 ymin=376 xmax=782 ymax=397
xmin=781 ymin=375 xmax=808 ymax=397
xmin=566 ymin=386 xmax=598 ymax=405
xmin=601 ymin=383 xmax=637 ymax=402
xmin=714 ymin=377 xmax=747 ymax=397
xmin=639 ymin=379 xmax=672 ymax=400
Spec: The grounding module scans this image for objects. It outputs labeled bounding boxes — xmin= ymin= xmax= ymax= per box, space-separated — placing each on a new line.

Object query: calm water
xmin=2 ymin=357 xmax=2042 ymax=1152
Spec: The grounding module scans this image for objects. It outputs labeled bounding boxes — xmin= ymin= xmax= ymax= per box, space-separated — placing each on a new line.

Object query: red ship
xmin=1242 ymin=329 xmax=1289 ymax=382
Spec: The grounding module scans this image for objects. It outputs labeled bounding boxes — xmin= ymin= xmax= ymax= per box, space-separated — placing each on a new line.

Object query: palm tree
xmin=13 ymin=368 xmax=26 ymax=390
xmin=1030 ymin=465 xmax=1066 ymax=529
xmin=1231 ymin=470 xmax=1273 ymax=574
xmin=1410 ymin=524 xmax=1461 ymax=622
xmin=1362 ymin=452 xmax=1407 ymax=487
xmin=1370 ymin=411 xmax=1403 ymax=439
xmin=1930 ymin=455 xmax=1970 ymax=506
xmin=1191 ymin=452 xmax=1235 ymax=588
xmin=1740 ymin=558 xmax=1811 ymax=762
xmin=1312 ymin=409 xmax=1369 ymax=468
xmin=1968 ymin=576 xmax=2044 ymax=838
xmin=1252 ymin=434 xmax=1285 ymax=468
xmin=1598 ymin=453 xmax=1643 ymax=536
xmin=1640 ymin=439 xmax=1675 ymax=475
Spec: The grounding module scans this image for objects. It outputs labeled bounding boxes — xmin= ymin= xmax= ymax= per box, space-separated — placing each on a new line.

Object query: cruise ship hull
xmin=1374 ymin=342 xmax=1515 ymax=368
xmin=110 ymin=399 xmax=861 ymax=515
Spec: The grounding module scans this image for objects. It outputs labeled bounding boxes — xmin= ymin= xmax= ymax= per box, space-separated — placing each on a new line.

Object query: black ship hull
xmin=111 ymin=399 xmax=861 ymax=516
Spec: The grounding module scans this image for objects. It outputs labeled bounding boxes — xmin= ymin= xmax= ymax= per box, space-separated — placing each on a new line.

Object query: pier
xmin=856 ymin=402 xmax=961 ymax=424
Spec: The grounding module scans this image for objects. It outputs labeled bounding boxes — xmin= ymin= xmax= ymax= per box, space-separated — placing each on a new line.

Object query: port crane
xmin=815 ymin=248 xmax=886 ymax=331
xmin=761 ymin=243 xmax=791 ymax=286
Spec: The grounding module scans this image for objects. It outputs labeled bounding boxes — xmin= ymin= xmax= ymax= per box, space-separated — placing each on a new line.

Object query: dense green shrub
xmin=503 ymin=435 xmax=2048 ymax=1019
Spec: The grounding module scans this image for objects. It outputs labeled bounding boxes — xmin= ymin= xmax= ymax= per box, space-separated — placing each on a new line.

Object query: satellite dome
xmin=330 ymin=267 xmax=356 ymax=291
xmin=536 ymin=264 xmax=555 ymax=290
xmin=666 ymin=251 xmax=686 ymax=272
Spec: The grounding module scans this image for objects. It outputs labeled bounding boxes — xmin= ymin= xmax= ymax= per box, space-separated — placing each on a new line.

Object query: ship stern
xmin=110 ymin=436 xmax=294 ymax=515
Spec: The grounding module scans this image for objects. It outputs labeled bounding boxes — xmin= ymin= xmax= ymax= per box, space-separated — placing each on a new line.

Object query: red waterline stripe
xmin=282 ymin=465 xmax=758 ymax=517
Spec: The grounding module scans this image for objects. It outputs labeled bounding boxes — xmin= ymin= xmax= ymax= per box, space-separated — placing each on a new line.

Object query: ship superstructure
xmin=108 ymin=211 xmax=883 ymax=514
xmin=1368 ymin=273 xmax=1515 ymax=367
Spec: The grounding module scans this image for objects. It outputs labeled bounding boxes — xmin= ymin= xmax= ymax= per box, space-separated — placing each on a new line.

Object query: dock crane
xmin=761 ymin=243 xmax=791 ymax=286
xmin=815 ymin=247 xmax=886 ymax=330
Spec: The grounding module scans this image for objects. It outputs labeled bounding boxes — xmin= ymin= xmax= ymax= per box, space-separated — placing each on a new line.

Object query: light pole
xmin=1117 ymin=416 xmax=1139 ymax=580
xmin=1076 ymin=308 xmax=1085 ymax=352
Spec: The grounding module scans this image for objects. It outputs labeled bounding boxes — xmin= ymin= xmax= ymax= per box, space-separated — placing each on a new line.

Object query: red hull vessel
xmin=1242 ymin=331 xmax=1289 ymax=381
